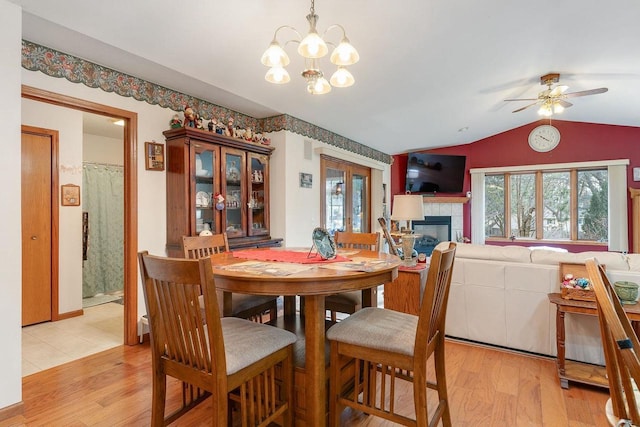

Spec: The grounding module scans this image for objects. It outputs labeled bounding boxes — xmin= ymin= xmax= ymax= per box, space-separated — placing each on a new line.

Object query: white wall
xmin=0 ymin=0 xmax=24 ymax=410
xmin=83 ymin=133 xmax=124 ymax=165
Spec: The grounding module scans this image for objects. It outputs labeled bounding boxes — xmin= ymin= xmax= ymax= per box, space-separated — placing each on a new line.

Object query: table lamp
xmin=390 ymin=194 xmax=424 ymax=266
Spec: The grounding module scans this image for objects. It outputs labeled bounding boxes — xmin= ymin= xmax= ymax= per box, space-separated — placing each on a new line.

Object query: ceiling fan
xmin=505 ymin=73 xmax=608 ymax=116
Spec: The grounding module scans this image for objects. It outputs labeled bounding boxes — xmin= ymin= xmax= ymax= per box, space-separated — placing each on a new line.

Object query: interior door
xmin=321 ymin=156 xmax=371 ymax=234
xmin=22 ymin=129 xmax=54 ymax=326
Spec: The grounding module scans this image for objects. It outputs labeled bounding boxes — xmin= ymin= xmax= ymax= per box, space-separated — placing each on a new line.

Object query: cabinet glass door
xmin=193 ymin=145 xmax=218 ymax=235
xmin=248 ymin=153 xmax=269 ymax=236
xmin=222 ymin=149 xmax=246 ymax=238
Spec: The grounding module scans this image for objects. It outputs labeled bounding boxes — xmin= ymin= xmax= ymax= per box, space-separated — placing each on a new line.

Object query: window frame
xmin=470 ymin=159 xmax=629 ymax=250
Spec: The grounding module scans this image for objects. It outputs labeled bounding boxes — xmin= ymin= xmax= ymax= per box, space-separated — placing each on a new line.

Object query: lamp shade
xmin=391 ymin=194 xmax=424 ymax=221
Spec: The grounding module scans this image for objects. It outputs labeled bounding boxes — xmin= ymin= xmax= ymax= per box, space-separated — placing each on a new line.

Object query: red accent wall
xmin=391 ymin=120 xmax=640 ymax=252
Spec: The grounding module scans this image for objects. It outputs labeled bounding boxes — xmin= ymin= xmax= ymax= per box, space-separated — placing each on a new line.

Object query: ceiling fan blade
xmin=512 ymin=101 xmax=539 ymax=113
xmin=549 ymin=85 xmax=569 ymax=97
xmin=557 ymin=99 xmax=573 ymax=108
xmin=504 ymin=98 xmax=538 ymax=102
xmin=564 ymin=87 xmax=608 ymax=98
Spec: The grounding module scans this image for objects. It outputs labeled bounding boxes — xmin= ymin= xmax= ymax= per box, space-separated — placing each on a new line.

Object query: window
xmin=472 ymin=159 xmax=628 ymax=250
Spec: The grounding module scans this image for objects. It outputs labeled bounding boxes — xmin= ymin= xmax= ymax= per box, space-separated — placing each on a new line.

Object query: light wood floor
xmin=2 ymin=338 xmax=610 ymax=426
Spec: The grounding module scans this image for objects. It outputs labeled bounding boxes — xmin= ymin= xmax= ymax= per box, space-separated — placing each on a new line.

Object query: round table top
xmin=209 ymin=248 xmax=401 ymax=296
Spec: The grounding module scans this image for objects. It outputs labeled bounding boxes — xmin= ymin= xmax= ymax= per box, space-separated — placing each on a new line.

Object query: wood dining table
xmin=208 ymin=247 xmax=401 ymax=426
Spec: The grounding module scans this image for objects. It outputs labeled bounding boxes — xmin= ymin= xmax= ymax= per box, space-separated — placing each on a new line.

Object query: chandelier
xmin=260 ymin=0 xmax=359 ymax=95
xmin=537 ymin=98 xmax=566 ymax=117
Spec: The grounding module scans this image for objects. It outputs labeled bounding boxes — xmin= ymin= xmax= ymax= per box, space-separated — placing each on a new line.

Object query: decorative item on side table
xmin=391 ymin=194 xmax=424 ymax=266
xmin=614 ymin=281 xmax=639 ymax=305
xmin=559 ymin=262 xmax=603 ymax=301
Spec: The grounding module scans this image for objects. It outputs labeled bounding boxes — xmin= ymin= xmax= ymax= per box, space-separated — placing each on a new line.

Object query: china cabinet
xmin=163 ymin=127 xmax=281 ymax=256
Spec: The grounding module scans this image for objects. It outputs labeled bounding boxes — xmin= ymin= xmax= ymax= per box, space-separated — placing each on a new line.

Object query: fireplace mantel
xmin=421 ymin=196 xmax=470 ymax=204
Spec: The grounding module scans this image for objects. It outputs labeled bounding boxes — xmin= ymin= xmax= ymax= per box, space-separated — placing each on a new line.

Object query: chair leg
xmin=151 ymin=370 xmax=167 ymax=427
xmin=329 ymin=342 xmax=342 ymax=427
xmin=282 ymin=347 xmax=294 ymax=427
xmin=434 ymin=340 xmax=452 ymax=427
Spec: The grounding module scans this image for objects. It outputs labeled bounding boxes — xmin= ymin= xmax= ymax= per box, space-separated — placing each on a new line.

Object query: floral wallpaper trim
xmin=21 ymin=40 xmax=391 ymax=164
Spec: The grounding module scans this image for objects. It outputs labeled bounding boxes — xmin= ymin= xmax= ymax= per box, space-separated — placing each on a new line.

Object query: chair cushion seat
xmin=326 ymin=307 xmax=417 ymax=356
xmin=325 ymin=290 xmax=361 ymax=305
xmin=218 ymin=317 xmax=296 ymax=375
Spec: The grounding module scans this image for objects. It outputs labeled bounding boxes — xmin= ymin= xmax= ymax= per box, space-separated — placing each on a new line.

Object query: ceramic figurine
xmin=169 ymin=114 xmax=182 ymax=128
xmin=183 ymin=106 xmax=196 ymax=128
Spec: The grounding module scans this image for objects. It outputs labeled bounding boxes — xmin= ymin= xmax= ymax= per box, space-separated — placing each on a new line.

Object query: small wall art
xmin=145 ymin=141 xmax=165 ymax=171
xmin=300 ymin=172 xmax=312 ymax=188
xmin=61 ymin=184 xmax=80 ymax=206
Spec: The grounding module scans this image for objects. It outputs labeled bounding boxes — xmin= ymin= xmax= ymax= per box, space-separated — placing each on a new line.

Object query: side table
xmin=548 ymin=292 xmax=640 ymax=389
xmin=384 ymin=265 xmax=428 ymax=315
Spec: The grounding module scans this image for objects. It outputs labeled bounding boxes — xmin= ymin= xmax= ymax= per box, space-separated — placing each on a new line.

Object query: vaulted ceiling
xmin=11 ymin=0 xmax=640 ymax=155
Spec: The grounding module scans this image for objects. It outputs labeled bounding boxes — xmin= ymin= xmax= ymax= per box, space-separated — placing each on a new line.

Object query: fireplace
xmin=412 ymin=216 xmax=452 ymax=256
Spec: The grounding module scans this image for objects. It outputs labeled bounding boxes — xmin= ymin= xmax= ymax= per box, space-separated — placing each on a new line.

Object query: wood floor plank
xmin=0 ymin=339 xmax=611 ymax=427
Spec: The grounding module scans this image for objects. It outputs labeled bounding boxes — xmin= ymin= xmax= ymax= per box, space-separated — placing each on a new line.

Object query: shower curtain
xmin=82 ymin=163 xmax=124 ymax=298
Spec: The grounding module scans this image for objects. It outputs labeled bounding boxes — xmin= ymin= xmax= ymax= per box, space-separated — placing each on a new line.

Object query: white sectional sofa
xmin=438 ymin=242 xmax=640 ymax=365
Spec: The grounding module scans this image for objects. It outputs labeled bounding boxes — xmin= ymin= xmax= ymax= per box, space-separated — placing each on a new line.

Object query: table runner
xmin=232 ymin=248 xmax=351 ymax=264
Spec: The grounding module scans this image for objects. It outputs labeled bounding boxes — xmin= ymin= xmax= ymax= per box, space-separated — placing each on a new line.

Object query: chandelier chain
xmin=310 ymin=0 xmax=315 ymax=15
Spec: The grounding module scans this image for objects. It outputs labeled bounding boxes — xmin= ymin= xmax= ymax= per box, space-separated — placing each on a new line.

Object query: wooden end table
xmin=548 ymin=292 xmax=640 ymax=389
xmin=384 ymin=265 xmax=428 ymax=315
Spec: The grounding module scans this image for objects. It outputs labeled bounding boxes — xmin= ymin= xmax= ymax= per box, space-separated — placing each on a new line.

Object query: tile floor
xmin=22 ymin=302 xmax=123 ymax=377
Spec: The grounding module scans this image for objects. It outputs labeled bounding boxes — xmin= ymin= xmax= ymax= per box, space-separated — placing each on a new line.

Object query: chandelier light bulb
xmin=265 ymin=67 xmax=291 ymax=84
xmin=308 ymin=77 xmax=331 ymax=95
xmin=330 ymin=38 xmax=359 ymax=66
xmin=298 ymin=30 xmax=328 ymax=58
xmin=330 ymin=66 xmax=354 ymax=88
xmin=260 ymin=41 xmax=290 ymax=67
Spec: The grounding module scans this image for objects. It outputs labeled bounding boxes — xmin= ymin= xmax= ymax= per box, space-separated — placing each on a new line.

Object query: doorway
xmin=320 ymin=155 xmax=371 ymax=234
xmin=22 ymin=85 xmax=139 ymax=346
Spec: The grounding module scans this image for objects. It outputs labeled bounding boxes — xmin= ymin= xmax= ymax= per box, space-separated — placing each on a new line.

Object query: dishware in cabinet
xmin=222 ymin=148 xmax=246 ymax=238
xmin=193 ymin=145 xmax=218 ymax=236
xmin=248 ymin=153 xmax=269 ymax=236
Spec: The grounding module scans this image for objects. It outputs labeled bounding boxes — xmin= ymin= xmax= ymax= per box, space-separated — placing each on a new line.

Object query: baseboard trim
xmin=57 ymin=309 xmax=83 ymax=320
xmin=0 ymin=401 xmax=24 ymax=421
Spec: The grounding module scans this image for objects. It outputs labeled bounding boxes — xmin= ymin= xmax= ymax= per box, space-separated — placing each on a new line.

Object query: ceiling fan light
xmin=329 ymin=66 xmax=354 ymax=88
xmin=261 ymin=41 xmax=290 ymax=67
xmin=298 ymin=31 xmax=328 ymax=58
xmin=537 ymin=104 xmax=553 ymax=117
xmin=265 ymin=67 xmax=291 ymax=84
xmin=330 ymin=38 xmax=359 ymax=65
xmin=553 ymin=102 xmax=564 ymax=114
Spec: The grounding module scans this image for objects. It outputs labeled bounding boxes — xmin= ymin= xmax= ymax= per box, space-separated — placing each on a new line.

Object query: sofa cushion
xmin=449 ymin=243 xmax=532 ymax=263
xmin=530 ymin=250 xmax=629 ymax=271
xmin=628 ymin=253 xmax=640 ymax=272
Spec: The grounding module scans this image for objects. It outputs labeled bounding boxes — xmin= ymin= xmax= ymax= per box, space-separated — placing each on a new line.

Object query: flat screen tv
xmin=405 ymin=153 xmax=466 ymax=194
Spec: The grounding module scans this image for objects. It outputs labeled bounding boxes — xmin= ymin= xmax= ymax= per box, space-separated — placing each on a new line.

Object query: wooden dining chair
xmin=327 ymin=242 xmax=457 ymax=427
xmin=324 ymin=231 xmax=381 ymax=322
xmin=182 ymin=234 xmax=278 ymax=323
xmin=586 ymin=258 xmax=640 ymax=427
xmin=138 ymin=251 xmax=296 ymax=426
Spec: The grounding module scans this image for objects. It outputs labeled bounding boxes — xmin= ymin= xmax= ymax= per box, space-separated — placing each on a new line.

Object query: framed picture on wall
xmin=300 ymin=172 xmax=312 ymax=188
xmin=145 ymin=141 xmax=165 ymax=171
xmin=61 ymin=184 xmax=80 ymax=206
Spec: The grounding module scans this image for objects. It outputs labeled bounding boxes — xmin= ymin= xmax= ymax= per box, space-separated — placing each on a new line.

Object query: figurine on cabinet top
xmin=169 ymin=114 xmax=182 ymax=128
xmin=225 ymin=117 xmax=235 ymax=137
xmin=244 ymin=128 xmax=253 ymax=141
xmin=207 ymin=118 xmax=214 ymax=132
xmin=183 ymin=106 xmax=196 ymax=128
xmin=195 ymin=115 xmax=204 ymax=130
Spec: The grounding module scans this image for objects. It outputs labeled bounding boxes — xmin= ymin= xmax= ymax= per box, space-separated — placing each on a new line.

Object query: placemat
xmin=232 ymin=249 xmax=351 ymax=264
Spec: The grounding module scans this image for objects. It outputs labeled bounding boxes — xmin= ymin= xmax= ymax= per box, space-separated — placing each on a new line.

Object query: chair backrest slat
xmin=334 ymin=231 xmax=380 ymax=252
xmin=414 ymin=242 xmax=457 ymax=362
xmin=587 ymin=258 xmax=640 ymax=425
xmin=182 ymin=233 xmax=229 ymax=259
xmin=138 ymin=251 xmax=227 ymax=383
